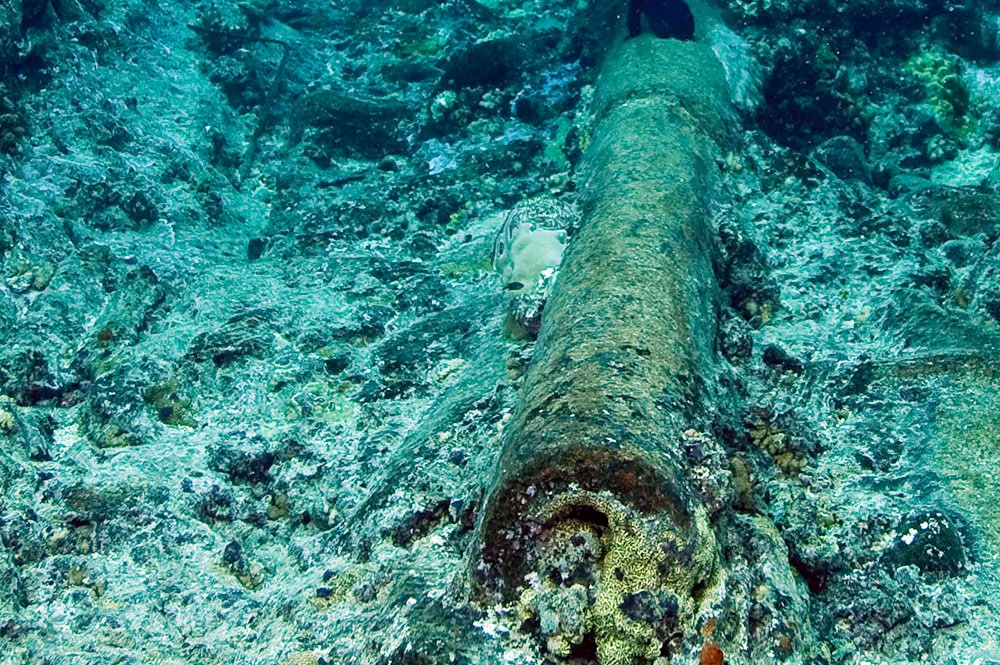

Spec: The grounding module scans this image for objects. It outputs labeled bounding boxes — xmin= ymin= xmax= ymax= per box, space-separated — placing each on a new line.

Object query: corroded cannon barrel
xmin=474 ymin=3 xmax=736 ymax=659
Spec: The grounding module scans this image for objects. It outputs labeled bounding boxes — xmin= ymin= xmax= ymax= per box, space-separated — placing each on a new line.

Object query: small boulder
xmin=812 ymin=135 xmax=872 ymax=185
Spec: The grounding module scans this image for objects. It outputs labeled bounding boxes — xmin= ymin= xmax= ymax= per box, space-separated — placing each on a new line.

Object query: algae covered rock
xmin=0 ymin=2 xmax=22 ymax=78
xmin=439 ymin=37 xmax=526 ymax=90
xmin=289 ymin=89 xmax=413 ymax=159
xmin=882 ymin=510 xmax=968 ymax=578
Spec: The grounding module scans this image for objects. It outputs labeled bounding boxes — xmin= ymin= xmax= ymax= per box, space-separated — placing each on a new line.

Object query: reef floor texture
xmin=2 ymin=0 xmax=1000 ymax=663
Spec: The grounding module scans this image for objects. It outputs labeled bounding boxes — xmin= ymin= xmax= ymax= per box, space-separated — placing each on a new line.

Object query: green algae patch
xmin=934 ymin=370 xmax=1000 ymax=558
xmin=904 ymin=48 xmax=971 ymax=131
xmin=144 ymin=378 xmax=197 ymax=427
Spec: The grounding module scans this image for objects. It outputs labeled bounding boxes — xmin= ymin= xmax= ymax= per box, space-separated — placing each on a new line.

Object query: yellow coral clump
xmin=519 ymin=492 xmax=719 ymax=665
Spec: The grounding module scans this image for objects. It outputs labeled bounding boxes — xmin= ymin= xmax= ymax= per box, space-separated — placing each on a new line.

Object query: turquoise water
xmin=1 ymin=0 xmax=999 ymax=663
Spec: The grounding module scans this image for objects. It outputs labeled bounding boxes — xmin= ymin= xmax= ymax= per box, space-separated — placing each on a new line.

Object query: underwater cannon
xmin=473 ymin=1 xmax=738 ymax=661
